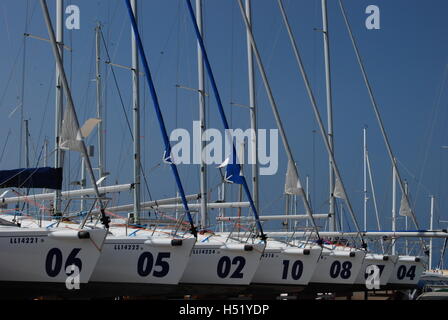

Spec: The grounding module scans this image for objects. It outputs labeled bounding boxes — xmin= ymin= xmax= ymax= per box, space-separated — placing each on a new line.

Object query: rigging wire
xmin=413 ymin=64 xmax=448 ymax=209
xmin=99 ymin=27 xmax=155 ymax=204
xmin=19 ymin=0 xmax=31 ymax=168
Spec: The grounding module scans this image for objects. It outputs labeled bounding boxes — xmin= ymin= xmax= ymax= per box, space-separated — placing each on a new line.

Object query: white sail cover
xmin=399 ymin=194 xmax=412 ymax=217
xmin=59 ymin=108 xmax=83 ymax=152
xmin=80 ymin=118 xmax=101 ymax=138
xmin=285 ymin=161 xmax=302 ymax=195
xmin=333 ymin=176 xmax=345 ymax=199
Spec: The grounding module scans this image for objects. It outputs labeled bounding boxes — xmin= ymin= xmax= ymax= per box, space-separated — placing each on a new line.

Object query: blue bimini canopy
xmin=0 ymin=167 xmax=63 ymax=190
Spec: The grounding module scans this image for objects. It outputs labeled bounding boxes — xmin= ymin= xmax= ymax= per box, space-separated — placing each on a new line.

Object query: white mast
xmin=404 ymin=180 xmax=409 ymax=255
xmin=392 ymin=162 xmax=397 ymax=255
xmin=95 ymin=22 xmax=105 ymax=184
xmin=363 ymin=126 xmax=367 ymax=231
xmin=131 ymin=0 xmax=141 ymax=224
xmin=274 ymin=0 xmax=364 ymax=240
xmin=44 ymin=138 xmax=48 ymax=167
xmin=237 ymin=0 xmax=321 ymax=236
xmin=24 ymin=120 xmax=30 ymax=168
xmin=54 ymin=0 xmax=64 ymax=215
xmin=321 ymin=0 xmax=336 ymax=232
xmin=429 ymin=195 xmax=435 ymax=269
xmin=80 ymin=157 xmax=85 ymax=211
xmin=245 ymin=0 xmax=259 ymax=213
xmin=41 ymin=0 xmax=107 ymax=228
xmin=196 ymin=0 xmax=207 ymax=228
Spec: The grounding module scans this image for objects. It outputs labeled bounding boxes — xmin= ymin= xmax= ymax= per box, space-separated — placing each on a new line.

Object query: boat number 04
xmin=45 ymin=248 xmax=82 ymax=277
xmin=396 ymin=265 xmax=416 ymax=281
xmin=137 ymin=252 xmax=171 ymax=278
xmin=217 ymin=256 xmax=246 ymax=279
xmin=329 ymin=261 xmax=352 ymax=279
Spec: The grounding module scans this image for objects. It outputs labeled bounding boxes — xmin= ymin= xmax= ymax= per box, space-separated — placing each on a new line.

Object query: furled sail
xmin=284 ymin=160 xmax=302 ymax=195
xmin=59 ymin=107 xmax=83 ymax=152
xmin=399 ymin=194 xmax=412 ymax=217
xmin=0 ymin=167 xmax=63 ymax=190
xmin=333 ymin=176 xmax=345 ymax=199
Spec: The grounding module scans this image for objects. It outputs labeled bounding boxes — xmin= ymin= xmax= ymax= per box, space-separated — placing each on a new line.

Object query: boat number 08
xmin=396 ymin=265 xmax=416 ymax=280
xmin=45 ymin=248 xmax=82 ymax=277
xmin=217 ymin=256 xmax=246 ymax=279
xmin=329 ymin=261 xmax=352 ymax=279
xmin=137 ymin=252 xmax=171 ymax=278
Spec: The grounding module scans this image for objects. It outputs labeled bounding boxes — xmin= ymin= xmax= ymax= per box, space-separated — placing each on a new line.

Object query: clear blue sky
xmin=1 ymin=0 xmax=448 ymax=266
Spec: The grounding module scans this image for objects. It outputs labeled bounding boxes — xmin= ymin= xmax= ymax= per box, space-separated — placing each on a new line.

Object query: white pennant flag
xmin=333 ymin=176 xmax=345 ymax=199
xmin=399 ymin=194 xmax=412 ymax=217
xmin=284 ymin=161 xmax=302 ymax=195
xmin=59 ymin=108 xmax=83 ymax=152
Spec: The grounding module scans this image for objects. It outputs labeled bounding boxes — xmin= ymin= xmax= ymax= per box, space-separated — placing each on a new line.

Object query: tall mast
xmin=196 ymin=0 xmax=207 ymax=228
xmin=392 ymin=162 xmax=397 ymax=255
xmin=321 ymin=0 xmax=336 ymax=232
xmin=96 ymin=23 xmax=105 ymax=184
xmin=131 ymin=0 xmax=141 ymax=224
xmin=363 ymin=126 xmax=367 ymax=230
xmin=274 ymin=0 xmax=364 ymax=241
xmin=44 ymin=139 xmax=48 ymax=167
xmin=245 ymin=0 xmax=259 ymax=213
xmin=41 ymin=0 xmax=109 ymax=228
xmin=429 ymin=195 xmax=435 ymax=269
xmin=404 ymin=181 xmax=409 ymax=255
xmin=237 ymin=0 xmax=321 ymax=238
xmin=54 ymin=0 xmax=64 ymax=215
xmin=24 ymin=120 xmax=30 ymax=168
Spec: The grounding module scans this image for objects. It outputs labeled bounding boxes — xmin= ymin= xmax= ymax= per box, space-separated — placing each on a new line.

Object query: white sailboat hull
xmin=387 ymin=256 xmax=426 ymax=286
xmin=90 ymin=235 xmax=195 ymax=285
xmin=354 ymin=254 xmax=398 ymax=287
xmin=252 ymin=242 xmax=322 ymax=286
xmin=180 ymin=240 xmax=265 ymax=285
xmin=0 ymin=226 xmax=106 ymax=284
xmin=310 ymin=247 xmax=366 ymax=285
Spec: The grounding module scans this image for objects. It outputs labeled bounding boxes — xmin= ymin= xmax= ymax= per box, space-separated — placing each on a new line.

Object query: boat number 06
xmin=217 ymin=256 xmax=246 ymax=279
xmin=329 ymin=261 xmax=352 ymax=279
xmin=137 ymin=252 xmax=171 ymax=278
xmin=45 ymin=248 xmax=82 ymax=277
xmin=396 ymin=265 xmax=416 ymax=280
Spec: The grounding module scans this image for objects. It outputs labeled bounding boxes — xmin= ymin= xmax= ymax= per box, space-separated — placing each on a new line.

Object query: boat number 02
xmin=282 ymin=260 xmax=304 ymax=280
xmin=137 ymin=252 xmax=171 ymax=278
xmin=217 ymin=256 xmax=246 ymax=279
xmin=45 ymin=248 xmax=82 ymax=277
xmin=396 ymin=265 xmax=416 ymax=280
xmin=329 ymin=261 xmax=352 ymax=279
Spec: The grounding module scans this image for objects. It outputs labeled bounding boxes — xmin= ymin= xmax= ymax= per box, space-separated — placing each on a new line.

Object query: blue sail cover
xmin=0 ymin=167 xmax=63 ymax=190
xmin=225 ymin=163 xmax=244 ymax=185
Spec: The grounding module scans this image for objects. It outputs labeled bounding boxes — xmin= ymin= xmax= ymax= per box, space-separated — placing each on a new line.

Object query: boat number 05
xmin=281 ymin=260 xmax=304 ymax=280
xmin=45 ymin=248 xmax=82 ymax=277
xmin=329 ymin=261 xmax=352 ymax=279
xmin=137 ymin=252 xmax=171 ymax=278
xmin=217 ymin=256 xmax=246 ymax=279
xmin=396 ymin=265 xmax=416 ymax=280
